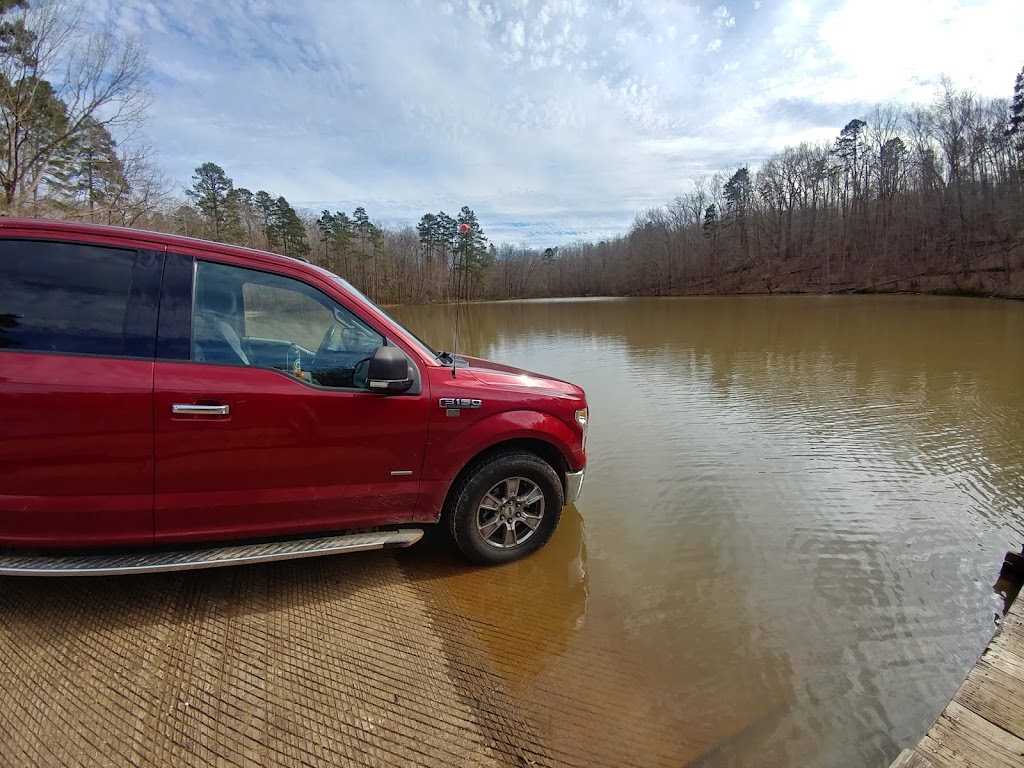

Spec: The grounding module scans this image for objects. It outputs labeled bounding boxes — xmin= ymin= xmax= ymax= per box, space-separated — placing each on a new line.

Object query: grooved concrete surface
xmin=0 ymin=554 xmax=512 ymax=768
xmin=0 ymin=540 xmax=703 ymax=767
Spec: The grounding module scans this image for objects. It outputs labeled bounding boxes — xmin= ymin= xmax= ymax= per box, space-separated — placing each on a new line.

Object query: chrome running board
xmin=0 ymin=529 xmax=424 ymax=577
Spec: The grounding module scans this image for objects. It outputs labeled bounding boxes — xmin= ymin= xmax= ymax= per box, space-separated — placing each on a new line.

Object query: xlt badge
xmin=439 ymin=398 xmax=482 ymax=410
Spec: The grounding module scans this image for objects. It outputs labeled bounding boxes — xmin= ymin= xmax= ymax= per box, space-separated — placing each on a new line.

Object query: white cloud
xmin=96 ymin=0 xmax=1024 ymax=246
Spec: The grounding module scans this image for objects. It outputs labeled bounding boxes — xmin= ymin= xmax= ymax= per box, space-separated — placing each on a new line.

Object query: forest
xmin=2 ymin=1 xmax=1023 ymax=304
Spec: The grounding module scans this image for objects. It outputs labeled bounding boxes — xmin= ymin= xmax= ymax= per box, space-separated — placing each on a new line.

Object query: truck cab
xmin=0 ymin=219 xmax=587 ymax=571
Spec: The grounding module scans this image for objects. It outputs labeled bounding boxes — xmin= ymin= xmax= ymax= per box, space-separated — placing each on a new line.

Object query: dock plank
xmin=980 ymin=645 xmax=1024 ymax=685
xmin=954 ymin=660 xmax=1024 ymax=741
xmin=890 ymin=748 xmax=937 ymax=768
xmin=918 ymin=701 xmax=1024 ymax=768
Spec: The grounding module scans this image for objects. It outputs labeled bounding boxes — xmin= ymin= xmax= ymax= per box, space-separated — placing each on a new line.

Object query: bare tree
xmin=0 ymin=0 xmax=149 ymax=210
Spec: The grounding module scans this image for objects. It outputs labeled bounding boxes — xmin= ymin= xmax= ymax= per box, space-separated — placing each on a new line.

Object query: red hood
xmin=460 ymin=355 xmax=584 ymax=397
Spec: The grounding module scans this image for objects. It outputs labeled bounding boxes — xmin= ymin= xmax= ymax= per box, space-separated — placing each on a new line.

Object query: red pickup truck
xmin=0 ymin=219 xmax=587 ymax=575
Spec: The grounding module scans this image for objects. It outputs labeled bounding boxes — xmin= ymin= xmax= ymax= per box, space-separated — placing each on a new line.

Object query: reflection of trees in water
xmin=396 ymin=296 xmax=1024 ymax=394
xmin=396 ymin=296 xmax=1024 ymax=522
xmin=400 ymin=504 xmax=589 ymax=685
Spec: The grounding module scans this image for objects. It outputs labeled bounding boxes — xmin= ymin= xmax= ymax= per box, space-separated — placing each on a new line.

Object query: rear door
xmin=0 ymin=239 xmax=160 ymax=548
xmin=153 ymin=255 xmax=431 ymax=544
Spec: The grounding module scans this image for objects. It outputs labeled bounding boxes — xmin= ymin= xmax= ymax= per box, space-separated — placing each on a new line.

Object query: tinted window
xmin=156 ymin=251 xmax=195 ymax=361
xmin=193 ymin=260 xmax=384 ymax=389
xmin=0 ymin=239 xmax=154 ymax=357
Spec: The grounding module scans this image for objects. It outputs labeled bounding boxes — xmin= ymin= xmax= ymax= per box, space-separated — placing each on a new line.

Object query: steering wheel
xmin=315 ymin=323 xmax=337 ymax=363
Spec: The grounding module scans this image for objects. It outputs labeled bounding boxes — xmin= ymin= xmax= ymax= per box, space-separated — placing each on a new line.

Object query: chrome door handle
xmin=172 ymin=404 xmax=230 ymax=416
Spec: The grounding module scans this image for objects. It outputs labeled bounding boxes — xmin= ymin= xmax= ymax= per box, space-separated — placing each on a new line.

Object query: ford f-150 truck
xmin=0 ymin=219 xmax=587 ymax=575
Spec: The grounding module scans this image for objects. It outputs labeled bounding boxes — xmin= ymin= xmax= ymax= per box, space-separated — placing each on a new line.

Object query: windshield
xmin=331 ymin=277 xmax=439 ymax=360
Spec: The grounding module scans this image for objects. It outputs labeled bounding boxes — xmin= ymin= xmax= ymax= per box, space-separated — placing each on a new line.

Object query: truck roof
xmin=0 ymin=216 xmax=313 ymax=271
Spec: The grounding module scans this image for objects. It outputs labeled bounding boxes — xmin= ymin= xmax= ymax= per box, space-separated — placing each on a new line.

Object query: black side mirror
xmin=367 ymin=346 xmax=413 ymax=394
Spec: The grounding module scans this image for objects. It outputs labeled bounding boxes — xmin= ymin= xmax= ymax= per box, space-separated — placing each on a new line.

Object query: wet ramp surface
xmin=0 ymin=554 xmax=509 ymax=767
xmin=0 ymin=522 xmax=731 ymax=767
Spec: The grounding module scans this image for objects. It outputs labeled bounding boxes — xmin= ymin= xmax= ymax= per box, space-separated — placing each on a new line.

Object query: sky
xmin=98 ymin=0 xmax=1023 ymax=247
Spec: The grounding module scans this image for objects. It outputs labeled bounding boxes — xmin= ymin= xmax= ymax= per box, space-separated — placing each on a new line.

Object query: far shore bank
xmin=382 ymin=273 xmax=1024 ymax=307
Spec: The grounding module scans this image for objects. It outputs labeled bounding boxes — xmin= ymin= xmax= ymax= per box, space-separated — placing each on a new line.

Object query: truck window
xmin=0 ymin=239 xmax=156 ymax=358
xmin=193 ymin=260 xmax=385 ymax=389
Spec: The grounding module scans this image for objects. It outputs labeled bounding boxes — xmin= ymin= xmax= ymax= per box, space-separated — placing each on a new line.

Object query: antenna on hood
xmin=451 ymin=221 xmax=471 ymax=379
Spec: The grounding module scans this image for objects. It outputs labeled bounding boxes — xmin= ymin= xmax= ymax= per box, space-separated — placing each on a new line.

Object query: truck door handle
xmin=172 ymin=404 xmax=230 ymax=416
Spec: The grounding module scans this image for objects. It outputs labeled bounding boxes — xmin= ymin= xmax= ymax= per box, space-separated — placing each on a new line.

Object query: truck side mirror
xmin=367 ymin=346 xmax=413 ymax=394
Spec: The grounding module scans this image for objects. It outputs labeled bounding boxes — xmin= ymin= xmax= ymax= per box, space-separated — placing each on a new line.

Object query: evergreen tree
xmin=454 ymin=206 xmax=488 ymax=299
xmin=0 ymin=1 xmax=147 ymax=210
xmin=350 ymin=206 xmax=374 ymax=287
xmin=723 ymin=167 xmax=753 ymax=219
xmin=1009 ymin=65 xmax=1024 ymax=169
xmin=317 ymin=210 xmax=336 ymax=261
xmin=702 ymin=204 xmax=719 ymax=239
xmin=253 ymin=190 xmax=276 ymax=247
xmin=352 ymin=206 xmax=372 ymax=247
xmin=723 ymin=167 xmax=753 ymax=254
xmin=269 ymin=196 xmax=309 ymax=258
xmin=333 ymin=212 xmax=353 ymax=272
xmin=46 ymin=115 xmax=126 ymax=219
xmin=834 ymin=118 xmax=867 ymax=205
xmin=435 ymin=211 xmax=458 ymax=268
xmin=316 ymin=210 xmax=352 ymax=271
xmin=235 ymin=187 xmax=258 ymax=247
xmin=416 ymin=213 xmax=439 ymax=266
xmin=186 ymin=162 xmax=238 ymax=241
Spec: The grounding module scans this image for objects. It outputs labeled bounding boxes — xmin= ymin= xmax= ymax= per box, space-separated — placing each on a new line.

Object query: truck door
xmin=153 ymin=255 xmax=430 ymax=544
xmin=0 ymin=240 xmax=160 ymax=548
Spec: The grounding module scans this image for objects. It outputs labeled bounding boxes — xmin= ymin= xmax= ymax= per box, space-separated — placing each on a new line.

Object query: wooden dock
xmin=889 ymin=551 xmax=1024 ymax=768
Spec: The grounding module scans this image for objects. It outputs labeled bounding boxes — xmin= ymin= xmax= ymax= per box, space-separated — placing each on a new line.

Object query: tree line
xmin=615 ymin=75 xmax=1024 ymax=298
xmin=2 ymin=0 xmax=1022 ymax=302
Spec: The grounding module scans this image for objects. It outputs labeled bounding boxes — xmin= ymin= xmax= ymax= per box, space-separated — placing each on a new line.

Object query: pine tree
xmin=253 ymin=190 xmax=276 ymax=247
xmin=1009 ymin=65 xmax=1024 ymax=170
xmin=235 ymin=188 xmax=257 ymax=247
xmin=416 ymin=213 xmax=439 ymax=266
xmin=268 ymin=196 xmax=308 ymax=259
xmin=834 ymin=118 xmax=867 ymax=207
xmin=454 ymin=206 xmax=488 ymax=300
xmin=317 ymin=210 xmax=336 ymax=262
xmin=435 ymin=211 xmax=458 ymax=269
xmin=702 ymin=204 xmax=718 ymax=239
xmin=47 ymin=116 xmax=126 ymax=220
xmin=186 ymin=162 xmax=238 ymax=242
xmin=316 ymin=210 xmax=352 ymax=271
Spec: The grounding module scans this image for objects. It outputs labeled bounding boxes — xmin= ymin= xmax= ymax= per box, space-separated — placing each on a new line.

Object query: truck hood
xmin=460 ymin=355 xmax=584 ymax=397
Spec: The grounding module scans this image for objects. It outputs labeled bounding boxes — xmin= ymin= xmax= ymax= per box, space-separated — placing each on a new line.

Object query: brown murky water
xmin=391 ymin=296 xmax=1024 ymax=768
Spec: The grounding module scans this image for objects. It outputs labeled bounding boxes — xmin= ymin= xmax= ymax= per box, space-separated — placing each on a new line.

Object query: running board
xmin=0 ymin=529 xmax=424 ymax=577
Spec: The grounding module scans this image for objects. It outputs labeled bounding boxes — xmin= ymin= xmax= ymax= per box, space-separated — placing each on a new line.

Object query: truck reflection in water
xmin=399 ymin=502 xmax=589 ymax=682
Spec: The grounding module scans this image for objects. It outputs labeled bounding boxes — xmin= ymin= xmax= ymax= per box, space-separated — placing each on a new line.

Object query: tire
xmin=447 ymin=450 xmax=564 ymax=566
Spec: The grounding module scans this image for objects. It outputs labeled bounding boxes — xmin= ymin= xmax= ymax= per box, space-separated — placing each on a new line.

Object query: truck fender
xmin=414 ymin=410 xmax=580 ymax=522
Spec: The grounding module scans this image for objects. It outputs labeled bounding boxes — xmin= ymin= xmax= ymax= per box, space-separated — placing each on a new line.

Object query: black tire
xmin=447 ymin=450 xmax=564 ymax=566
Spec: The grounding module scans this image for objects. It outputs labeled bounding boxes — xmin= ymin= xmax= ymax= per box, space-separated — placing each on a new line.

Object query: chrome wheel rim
xmin=476 ymin=476 xmax=546 ymax=549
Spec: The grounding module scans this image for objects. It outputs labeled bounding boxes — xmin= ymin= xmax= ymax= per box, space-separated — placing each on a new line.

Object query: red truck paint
xmin=0 ymin=218 xmax=587 ymax=550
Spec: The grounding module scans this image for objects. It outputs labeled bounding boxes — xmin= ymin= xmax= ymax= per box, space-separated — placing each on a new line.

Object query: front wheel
xmin=448 ymin=451 xmax=564 ymax=565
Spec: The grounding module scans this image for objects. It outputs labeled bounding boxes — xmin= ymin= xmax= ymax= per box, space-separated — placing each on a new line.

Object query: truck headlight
xmin=575 ymin=408 xmax=588 ymax=428
xmin=575 ymin=408 xmax=588 ymax=449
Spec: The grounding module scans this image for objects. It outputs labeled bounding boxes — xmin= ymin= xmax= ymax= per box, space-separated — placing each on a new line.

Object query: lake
xmin=391 ymin=295 xmax=1024 ymax=767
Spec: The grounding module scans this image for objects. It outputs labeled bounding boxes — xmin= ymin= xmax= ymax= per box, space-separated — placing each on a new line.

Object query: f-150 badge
xmin=439 ymin=398 xmax=482 ymax=410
